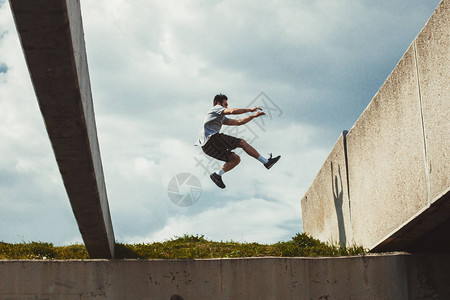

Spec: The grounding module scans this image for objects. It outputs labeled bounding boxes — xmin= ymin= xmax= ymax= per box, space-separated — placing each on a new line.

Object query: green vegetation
xmin=0 ymin=233 xmax=365 ymax=260
xmin=0 ymin=242 xmax=87 ymax=260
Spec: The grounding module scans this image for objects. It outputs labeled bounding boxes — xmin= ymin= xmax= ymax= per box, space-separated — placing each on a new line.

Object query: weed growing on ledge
xmin=0 ymin=233 xmax=366 ymax=260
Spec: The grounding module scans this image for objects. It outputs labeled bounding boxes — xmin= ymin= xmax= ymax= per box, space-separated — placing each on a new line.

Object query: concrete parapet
xmin=415 ymin=0 xmax=450 ymax=203
xmin=346 ymin=42 xmax=428 ymax=248
xmin=9 ymin=0 xmax=115 ymax=258
xmin=301 ymin=133 xmax=353 ymax=247
xmin=1 ymin=254 xmax=449 ymax=299
xmin=301 ymin=0 xmax=449 ymax=251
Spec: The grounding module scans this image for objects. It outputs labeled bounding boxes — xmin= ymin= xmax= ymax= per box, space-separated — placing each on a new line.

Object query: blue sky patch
xmin=0 ymin=63 xmax=7 ymax=73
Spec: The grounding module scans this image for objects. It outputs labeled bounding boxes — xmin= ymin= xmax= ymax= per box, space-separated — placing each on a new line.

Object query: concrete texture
xmin=372 ymin=189 xmax=450 ymax=252
xmin=346 ymin=42 xmax=428 ymax=248
xmin=301 ymin=132 xmax=353 ymax=247
xmin=1 ymin=254 xmax=450 ymax=299
xmin=9 ymin=0 xmax=115 ymax=258
xmin=415 ymin=0 xmax=450 ymax=203
xmin=301 ymin=0 xmax=449 ymax=251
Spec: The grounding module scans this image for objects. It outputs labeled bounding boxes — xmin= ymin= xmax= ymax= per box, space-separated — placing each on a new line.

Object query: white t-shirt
xmin=195 ymin=105 xmax=230 ymax=146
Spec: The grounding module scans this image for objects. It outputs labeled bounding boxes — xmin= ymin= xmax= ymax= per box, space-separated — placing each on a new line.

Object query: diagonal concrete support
xmin=9 ymin=0 xmax=115 ymax=258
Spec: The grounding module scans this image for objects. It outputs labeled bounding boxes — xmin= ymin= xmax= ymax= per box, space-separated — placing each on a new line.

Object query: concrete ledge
xmin=9 ymin=0 xmax=115 ymax=258
xmin=1 ymin=254 xmax=449 ymax=299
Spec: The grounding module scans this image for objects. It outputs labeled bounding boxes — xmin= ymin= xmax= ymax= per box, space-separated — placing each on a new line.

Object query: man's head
xmin=213 ymin=94 xmax=228 ymax=107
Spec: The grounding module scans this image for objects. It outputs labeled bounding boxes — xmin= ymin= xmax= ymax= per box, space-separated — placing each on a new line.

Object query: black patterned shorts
xmin=202 ymin=133 xmax=242 ymax=162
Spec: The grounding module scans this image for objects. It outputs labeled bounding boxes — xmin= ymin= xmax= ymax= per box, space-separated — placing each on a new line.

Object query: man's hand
xmin=253 ymin=111 xmax=265 ymax=118
xmin=250 ymin=107 xmax=263 ymax=112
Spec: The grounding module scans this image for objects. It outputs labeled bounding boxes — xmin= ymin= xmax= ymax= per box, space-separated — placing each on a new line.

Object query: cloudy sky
xmin=0 ymin=0 xmax=441 ymax=245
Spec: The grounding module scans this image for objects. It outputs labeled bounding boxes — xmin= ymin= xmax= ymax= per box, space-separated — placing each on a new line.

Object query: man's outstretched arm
xmin=223 ymin=107 xmax=262 ymax=115
xmin=224 ymin=111 xmax=265 ymax=126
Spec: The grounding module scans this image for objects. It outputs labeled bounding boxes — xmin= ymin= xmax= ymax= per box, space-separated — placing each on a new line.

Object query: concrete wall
xmin=301 ymin=133 xmax=353 ymax=247
xmin=346 ymin=41 xmax=429 ymax=248
xmin=1 ymin=254 xmax=449 ymax=299
xmin=301 ymin=0 xmax=449 ymax=250
xmin=415 ymin=1 xmax=450 ymax=203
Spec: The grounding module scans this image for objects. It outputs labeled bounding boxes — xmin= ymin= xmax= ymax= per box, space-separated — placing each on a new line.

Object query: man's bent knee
xmin=229 ymin=153 xmax=241 ymax=164
xmin=239 ymin=139 xmax=248 ymax=148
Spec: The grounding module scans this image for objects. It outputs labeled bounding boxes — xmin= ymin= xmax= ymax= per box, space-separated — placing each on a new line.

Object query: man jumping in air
xmin=196 ymin=94 xmax=281 ymax=189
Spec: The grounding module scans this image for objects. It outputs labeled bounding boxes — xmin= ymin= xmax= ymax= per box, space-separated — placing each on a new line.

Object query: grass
xmin=0 ymin=233 xmax=366 ymax=260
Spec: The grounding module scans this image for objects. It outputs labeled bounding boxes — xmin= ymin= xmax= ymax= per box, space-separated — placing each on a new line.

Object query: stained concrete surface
xmin=301 ymin=133 xmax=353 ymax=247
xmin=346 ymin=42 xmax=429 ymax=249
xmin=1 ymin=254 xmax=450 ymax=299
xmin=415 ymin=0 xmax=450 ymax=203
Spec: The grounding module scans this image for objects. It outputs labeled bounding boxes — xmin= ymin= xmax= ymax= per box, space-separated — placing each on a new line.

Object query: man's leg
xmin=238 ymin=139 xmax=281 ymax=169
xmin=239 ymin=139 xmax=260 ymax=159
xmin=210 ymin=153 xmax=240 ymax=189
xmin=209 ymin=153 xmax=241 ymax=189
xmin=212 ymin=153 xmax=239 ymax=177
xmin=223 ymin=153 xmax=241 ymax=172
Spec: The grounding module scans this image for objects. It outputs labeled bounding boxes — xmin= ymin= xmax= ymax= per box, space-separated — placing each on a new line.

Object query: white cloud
xmin=0 ymin=2 xmax=80 ymax=243
xmin=135 ymin=196 xmax=299 ymax=244
xmin=0 ymin=0 xmax=441 ymax=245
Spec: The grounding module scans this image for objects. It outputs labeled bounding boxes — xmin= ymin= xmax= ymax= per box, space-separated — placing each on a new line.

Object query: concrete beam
xmin=9 ymin=0 xmax=115 ymax=258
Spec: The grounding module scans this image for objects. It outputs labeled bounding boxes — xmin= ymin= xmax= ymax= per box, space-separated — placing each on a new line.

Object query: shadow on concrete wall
xmin=331 ymin=162 xmax=346 ymax=247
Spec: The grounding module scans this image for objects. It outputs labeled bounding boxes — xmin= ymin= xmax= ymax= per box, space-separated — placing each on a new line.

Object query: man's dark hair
xmin=213 ymin=94 xmax=228 ymax=106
